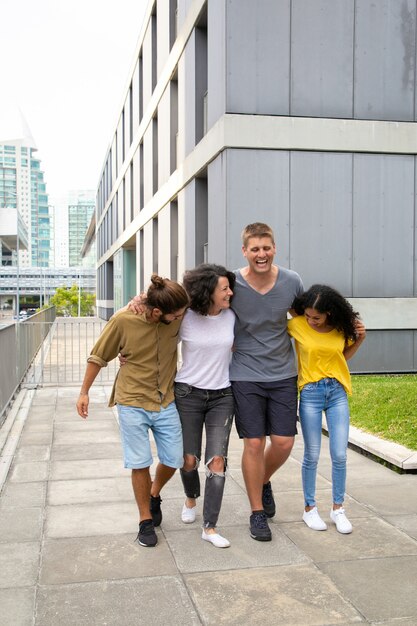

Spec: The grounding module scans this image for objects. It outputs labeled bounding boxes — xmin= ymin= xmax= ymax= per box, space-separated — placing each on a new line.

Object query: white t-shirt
xmin=175 ymin=308 xmax=235 ymax=389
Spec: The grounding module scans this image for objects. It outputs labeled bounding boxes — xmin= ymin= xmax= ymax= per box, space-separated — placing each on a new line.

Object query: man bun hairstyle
xmin=145 ymin=274 xmax=189 ymax=314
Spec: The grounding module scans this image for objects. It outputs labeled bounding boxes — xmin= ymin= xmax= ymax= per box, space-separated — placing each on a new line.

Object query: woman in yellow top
xmin=288 ymin=285 xmax=366 ymax=534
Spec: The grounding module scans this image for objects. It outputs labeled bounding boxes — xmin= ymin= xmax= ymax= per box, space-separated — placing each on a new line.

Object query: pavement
xmin=0 ymin=384 xmax=417 ymax=626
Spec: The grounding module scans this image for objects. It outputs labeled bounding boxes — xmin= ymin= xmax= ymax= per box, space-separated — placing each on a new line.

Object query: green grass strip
xmin=349 ymin=374 xmax=417 ymax=451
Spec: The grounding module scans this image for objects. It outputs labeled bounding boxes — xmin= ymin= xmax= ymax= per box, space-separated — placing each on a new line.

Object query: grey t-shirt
xmin=229 ymin=266 xmax=304 ymax=382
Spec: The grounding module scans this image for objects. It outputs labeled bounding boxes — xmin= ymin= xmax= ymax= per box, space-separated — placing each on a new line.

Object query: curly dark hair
xmin=292 ymin=284 xmax=359 ymax=341
xmin=182 ymin=264 xmax=236 ymax=315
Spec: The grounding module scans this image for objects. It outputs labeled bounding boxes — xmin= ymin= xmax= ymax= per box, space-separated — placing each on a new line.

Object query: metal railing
xmin=0 ymin=307 xmax=56 ymax=426
xmin=25 ymin=317 xmax=118 ymax=387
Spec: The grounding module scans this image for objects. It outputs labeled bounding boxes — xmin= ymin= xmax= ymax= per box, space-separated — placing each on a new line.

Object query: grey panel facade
xmin=352 ymin=154 xmax=415 ymax=296
xmin=226 ymin=0 xmax=290 ymax=115
xmin=349 ymin=330 xmax=416 ymax=373
xmin=291 ymin=0 xmax=354 ymax=118
xmin=354 ymin=0 xmax=416 ymax=121
xmin=289 ymin=151 xmax=353 ymax=293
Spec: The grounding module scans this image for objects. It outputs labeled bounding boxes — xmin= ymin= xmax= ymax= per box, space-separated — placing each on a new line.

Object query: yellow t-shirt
xmin=287 ymin=315 xmax=352 ymax=394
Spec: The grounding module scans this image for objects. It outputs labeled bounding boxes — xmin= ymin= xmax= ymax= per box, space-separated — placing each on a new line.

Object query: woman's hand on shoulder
xmin=118 ymin=353 xmax=128 ymax=367
xmin=128 ymin=293 xmax=146 ymax=315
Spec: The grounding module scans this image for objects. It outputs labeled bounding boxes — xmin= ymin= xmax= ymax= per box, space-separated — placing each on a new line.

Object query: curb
xmin=0 ymin=388 xmax=35 ymax=493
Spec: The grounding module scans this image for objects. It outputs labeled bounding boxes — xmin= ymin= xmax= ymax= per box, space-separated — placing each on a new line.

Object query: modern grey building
xmin=68 ymin=191 xmax=95 ymax=267
xmin=95 ymin=0 xmax=417 ymax=373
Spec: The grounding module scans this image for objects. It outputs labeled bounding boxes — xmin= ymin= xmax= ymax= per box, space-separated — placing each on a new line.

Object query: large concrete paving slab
xmin=0 ymin=587 xmax=35 ymax=626
xmin=47 ymin=476 xmax=132 ymax=505
xmin=49 ymin=457 xmax=130 ymax=480
xmin=0 ymin=542 xmax=40 ymax=588
xmin=53 ymin=428 xmax=121 ymax=445
xmin=40 ymin=534 xmax=179 ymax=584
xmin=18 ymin=430 xmax=53 ymax=445
xmin=50 ymin=442 xmax=123 ymax=461
xmin=9 ymin=460 xmax=49 ymax=482
xmin=347 ymin=483 xmax=417 ymax=516
xmin=385 ymin=514 xmax=417 ymax=541
xmin=36 ymin=577 xmax=201 ymax=626
xmin=320 ymin=555 xmax=417 ymax=622
xmin=15 ymin=444 xmax=50 ymax=462
xmin=165 ymin=524 xmax=309 ymax=573
xmin=0 ymin=481 xmax=46 ymax=507
xmin=283 ymin=515 xmax=417 ymax=563
xmin=54 ymin=419 xmax=118 ymax=432
xmin=45 ymin=501 xmax=139 ymax=538
xmin=184 ymin=563 xmax=363 ymax=625
xmin=0 ymin=506 xmax=43 ymax=542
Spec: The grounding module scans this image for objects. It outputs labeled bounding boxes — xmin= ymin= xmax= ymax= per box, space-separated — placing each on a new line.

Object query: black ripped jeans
xmin=174 ymin=383 xmax=234 ymax=529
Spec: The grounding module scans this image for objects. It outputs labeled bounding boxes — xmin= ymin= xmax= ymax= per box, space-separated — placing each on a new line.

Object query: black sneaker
xmin=250 ymin=511 xmax=272 ymax=541
xmin=150 ymin=495 xmax=162 ymax=527
xmin=262 ymin=481 xmax=276 ymax=518
xmin=136 ymin=519 xmax=157 ymax=547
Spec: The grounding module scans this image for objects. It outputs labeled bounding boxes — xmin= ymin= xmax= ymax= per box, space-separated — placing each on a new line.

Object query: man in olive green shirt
xmin=76 ymin=275 xmax=189 ymax=547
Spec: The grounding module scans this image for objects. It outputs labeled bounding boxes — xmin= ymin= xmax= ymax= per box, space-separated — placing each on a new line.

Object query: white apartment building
xmin=95 ymin=0 xmax=417 ymax=373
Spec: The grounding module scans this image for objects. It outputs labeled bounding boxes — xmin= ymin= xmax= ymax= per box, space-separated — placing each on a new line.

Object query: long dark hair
xmin=145 ymin=274 xmax=189 ymax=313
xmin=182 ymin=264 xmax=235 ymax=315
xmin=292 ymin=284 xmax=359 ymax=341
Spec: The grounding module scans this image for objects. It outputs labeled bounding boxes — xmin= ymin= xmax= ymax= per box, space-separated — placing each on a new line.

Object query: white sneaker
xmin=330 ymin=507 xmax=353 ymax=534
xmin=302 ymin=507 xmax=327 ymax=531
xmin=201 ymin=529 xmax=230 ymax=548
xmin=181 ymin=503 xmax=196 ymax=524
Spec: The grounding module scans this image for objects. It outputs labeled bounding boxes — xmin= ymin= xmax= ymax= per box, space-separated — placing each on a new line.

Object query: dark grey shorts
xmin=232 ymin=377 xmax=298 ymax=439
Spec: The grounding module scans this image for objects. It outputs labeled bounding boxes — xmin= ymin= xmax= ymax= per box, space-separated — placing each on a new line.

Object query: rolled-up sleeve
xmin=87 ymin=317 xmax=121 ymax=367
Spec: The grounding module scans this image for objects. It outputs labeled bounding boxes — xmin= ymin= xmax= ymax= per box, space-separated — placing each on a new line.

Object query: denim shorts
xmin=117 ymin=402 xmax=183 ymax=469
xmin=232 ymin=377 xmax=298 ymax=438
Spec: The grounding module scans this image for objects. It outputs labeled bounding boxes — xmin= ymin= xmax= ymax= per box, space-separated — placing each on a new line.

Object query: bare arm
xmin=343 ymin=320 xmax=366 ymax=361
xmin=76 ymin=361 xmax=102 ymax=419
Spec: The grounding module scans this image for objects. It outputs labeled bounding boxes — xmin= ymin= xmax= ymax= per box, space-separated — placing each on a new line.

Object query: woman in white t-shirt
xmin=175 ymin=264 xmax=236 ymax=548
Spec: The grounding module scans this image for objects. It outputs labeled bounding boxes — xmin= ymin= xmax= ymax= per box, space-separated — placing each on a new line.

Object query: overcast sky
xmin=1 ymin=0 xmax=147 ymax=199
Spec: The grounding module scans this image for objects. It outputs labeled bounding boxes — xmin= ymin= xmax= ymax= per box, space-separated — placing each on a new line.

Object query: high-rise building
xmin=0 ymin=107 xmax=53 ymax=268
xmin=68 ymin=190 xmax=95 ymax=267
xmin=95 ymin=0 xmax=417 ymax=373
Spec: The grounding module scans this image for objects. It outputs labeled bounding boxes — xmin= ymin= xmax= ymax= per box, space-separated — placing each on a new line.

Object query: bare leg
xmin=182 ymin=454 xmax=198 ymax=509
xmin=204 ymin=456 xmax=225 ymax=534
xmin=241 ymin=437 xmax=266 ymax=511
xmin=263 ymin=435 xmax=294 ymax=484
xmin=151 ymin=462 xmax=177 ymax=497
xmin=131 ymin=468 xmax=152 ymax=522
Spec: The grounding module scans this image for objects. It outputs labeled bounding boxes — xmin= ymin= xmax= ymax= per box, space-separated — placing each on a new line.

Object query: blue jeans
xmin=174 ymin=383 xmax=234 ymax=528
xmin=299 ymin=378 xmax=349 ymax=507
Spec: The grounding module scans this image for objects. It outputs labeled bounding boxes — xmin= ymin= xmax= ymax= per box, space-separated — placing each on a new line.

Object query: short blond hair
xmin=241 ymin=222 xmax=275 ymax=248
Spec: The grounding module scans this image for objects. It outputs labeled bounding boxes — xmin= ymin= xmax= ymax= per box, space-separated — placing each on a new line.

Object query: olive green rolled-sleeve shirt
xmin=87 ymin=309 xmax=181 ymax=410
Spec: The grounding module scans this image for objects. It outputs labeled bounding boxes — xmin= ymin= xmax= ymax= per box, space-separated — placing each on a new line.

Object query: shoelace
xmin=252 ymin=512 xmax=268 ymax=528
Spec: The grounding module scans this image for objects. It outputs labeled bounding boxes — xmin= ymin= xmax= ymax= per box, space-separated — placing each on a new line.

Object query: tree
xmin=49 ymin=285 xmax=95 ymax=317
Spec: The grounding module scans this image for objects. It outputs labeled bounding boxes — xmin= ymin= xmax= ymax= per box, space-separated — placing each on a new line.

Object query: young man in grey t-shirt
xmin=230 ymin=222 xmax=303 ymax=541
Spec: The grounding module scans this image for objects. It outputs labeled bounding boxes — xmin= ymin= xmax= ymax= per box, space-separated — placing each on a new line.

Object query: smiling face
xmin=304 ymin=307 xmax=329 ymax=330
xmin=208 ymin=276 xmax=233 ymax=315
xmin=242 ymin=236 xmax=276 ymax=275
